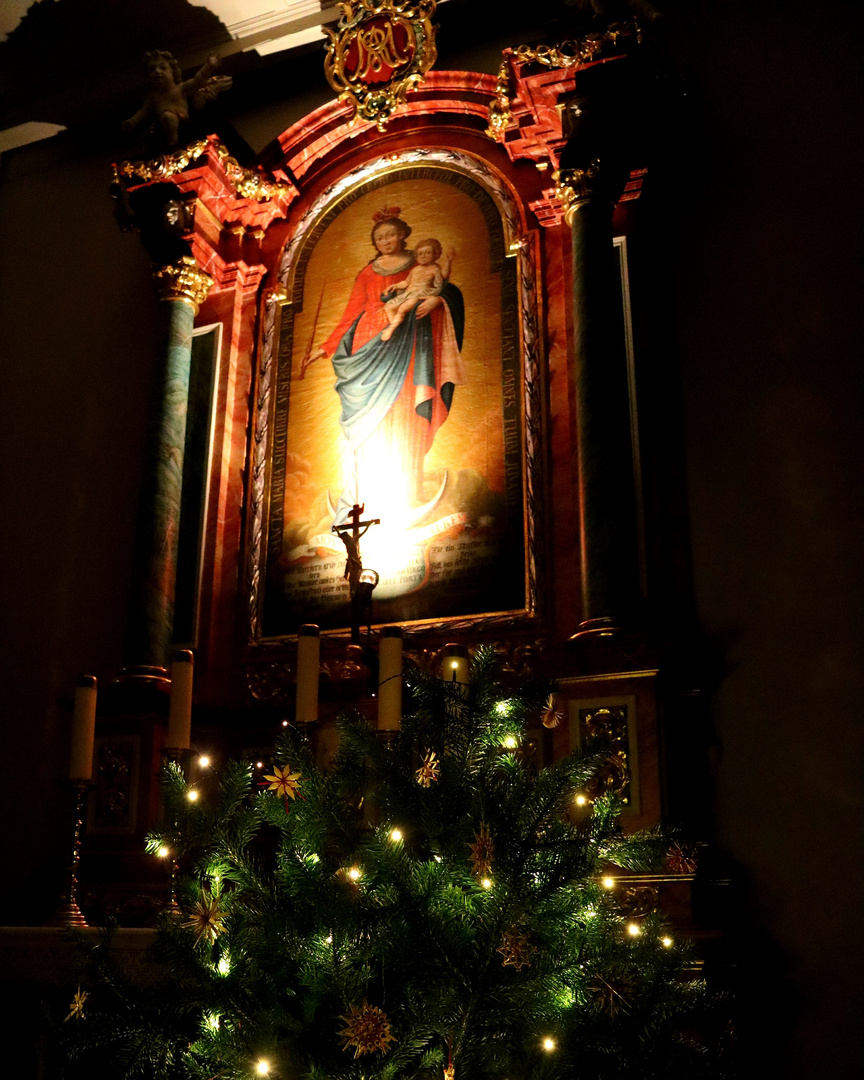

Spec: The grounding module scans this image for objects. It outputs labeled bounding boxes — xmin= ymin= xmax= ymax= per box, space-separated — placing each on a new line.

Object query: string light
xmin=156 ymin=844 xmax=171 ymax=859
xmin=660 ymin=935 xmax=673 ymax=948
xmin=347 ymin=866 xmax=362 ymax=881
xmin=502 ymin=735 xmax=518 ymax=749
xmin=390 ymin=827 xmax=403 ymax=842
xmin=542 ymin=1037 xmax=556 ymax=1052
xmin=481 ymin=877 xmax=493 ymax=889
xmin=325 ymin=935 xmax=333 ymax=944
xmin=626 ymin=922 xmax=641 ymax=937
xmin=256 ymin=1059 xmax=270 ymax=1075
xmin=495 ymin=701 xmax=510 ymax=715
xmin=601 ymin=875 xmax=615 ymax=889
xmin=575 ymin=794 xmax=588 ymax=806
xmin=255 ymin=761 xmax=264 ymax=769
xmin=198 ymin=755 xmax=211 ymax=768
xmin=187 ymin=789 xmax=199 ymax=802
xmin=217 ymin=955 xmax=231 ymax=975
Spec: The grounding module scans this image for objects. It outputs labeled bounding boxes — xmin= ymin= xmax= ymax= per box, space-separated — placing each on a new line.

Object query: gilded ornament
xmin=486 ymin=58 xmax=512 ymax=143
xmin=541 ymin=691 xmax=564 ymax=729
xmin=152 ymin=256 xmax=213 ymax=311
xmin=666 ymin=842 xmax=698 ymax=875
xmin=512 ymin=21 xmax=644 ymax=72
xmin=324 ymin=0 xmax=438 ymax=131
xmin=339 ymin=1000 xmax=397 ymax=1056
xmin=553 ymin=160 xmax=608 ymax=219
xmin=468 ymin=822 xmax=494 ymax=879
xmin=262 ymin=764 xmax=304 ymax=813
xmin=65 ymin=987 xmax=88 ymax=1021
xmin=183 ymin=891 xmax=227 ymax=944
xmin=498 ymin=926 xmax=536 ymax=970
xmin=416 ymin=749 xmax=440 ymax=787
xmin=115 ymin=138 xmax=210 ymax=184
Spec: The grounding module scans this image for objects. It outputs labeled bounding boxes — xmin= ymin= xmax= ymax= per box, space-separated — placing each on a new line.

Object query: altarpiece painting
xmin=256 ymin=154 xmax=541 ymax=637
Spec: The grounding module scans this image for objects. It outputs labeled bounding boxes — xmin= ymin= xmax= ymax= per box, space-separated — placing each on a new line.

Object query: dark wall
xmin=0 ymin=2 xmax=862 ymax=1076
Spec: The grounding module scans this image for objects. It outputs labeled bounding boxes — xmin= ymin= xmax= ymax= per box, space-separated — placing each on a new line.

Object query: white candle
xmin=377 ymin=626 xmax=403 ymax=732
xmin=167 ymin=650 xmax=194 ymax=749
xmin=296 ymin=625 xmax=320 ymax=724
xmin=442 ymin=644 xmax=469 ymax=688
xmin=70 ymin=675 xmax=97 ymax=780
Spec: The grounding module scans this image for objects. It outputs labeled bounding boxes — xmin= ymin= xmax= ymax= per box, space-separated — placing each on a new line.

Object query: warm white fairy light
xmin=198 ymin=755 xmax=211 ymax=768
xmin=281 ymin=719 xmax=289 ymax=727
xmin=575 ymin=794 xmax=588 ymax=806
xmin=542 ymin=1037 xmax=556 ymax=1052
xmin=481 ymin=877 xmax=493 ymax=889
xmin=187 ymin=789 xmax=199 ymax=802
xmin=390 ymin=827 xmax=403 ymax=842
xmin=627 ymin=922 xmax=641 ymax=937
xmin=660 ymin=935 xmax=673 ymax=948
xmin=347 ymin=866 xmax=362 ymax=881
xmin=325 ymin=934 xmax=333 ymax=944
xmin=495 ymin=700 xmax=509 ymax=715
xmin=157 ymin=844 xmax=171 ymax=859
xmin=502 ymin=734 xmax=518 ymax=749
xmin=256 ymin=1059 xmax=270 ymax=1075
xmin=217 ymin=955 xmax=231 ymax=975
xmin=205 ymin=1012 xmax=220 ymax=1032
xmin=256 ymin=761 xmax=264 ymax=769
xmin=601 ymin=875 xmax=615 ymax=889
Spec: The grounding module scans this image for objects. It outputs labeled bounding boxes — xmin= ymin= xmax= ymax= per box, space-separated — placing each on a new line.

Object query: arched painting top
xmin=277 ymin=148 xmax=525 ymax=301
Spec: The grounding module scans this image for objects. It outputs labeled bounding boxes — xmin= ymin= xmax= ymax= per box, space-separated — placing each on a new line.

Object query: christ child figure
xmin=122 ymin=51 xmax=229 ymax=148
xmin=380 ymin=239 xmax=456 ymax=342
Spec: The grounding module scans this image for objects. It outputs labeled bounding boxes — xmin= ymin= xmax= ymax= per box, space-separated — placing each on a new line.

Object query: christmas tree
xmin=62 ymin=647 xmax=730 ymax=1079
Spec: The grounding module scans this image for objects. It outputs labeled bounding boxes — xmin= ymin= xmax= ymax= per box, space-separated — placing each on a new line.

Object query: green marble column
xmin=557 ymin=163 xmax=640 ymax=637
xmin=123 ymin=257 xmax=213 ymax=676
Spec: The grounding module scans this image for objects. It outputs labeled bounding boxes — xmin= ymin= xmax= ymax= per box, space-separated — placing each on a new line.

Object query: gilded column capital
xmin=152 ymin=256 xmax=213 ymax=313
xmin=553 ymin=159 xmax=622 ymax=223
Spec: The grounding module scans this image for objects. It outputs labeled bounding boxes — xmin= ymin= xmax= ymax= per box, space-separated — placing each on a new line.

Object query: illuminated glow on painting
xmin=264 ymin=169 xmax=525 ymax=633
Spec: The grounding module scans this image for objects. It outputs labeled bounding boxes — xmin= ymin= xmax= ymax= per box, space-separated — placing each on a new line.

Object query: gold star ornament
xmin=468 ymin=822 xmax=494 ymax=879
xmin=339 ymin=1000 xmax=396 ymax=1057
xmin=416 ymin=749 xmax=440 ymax=787
xmin=262 ymin=764 xmax=304 ymax=812
xmin=498 ymin=927 xmax=536 ymax=970
xmin=65 ymin=987 xmax=88 ymax=1021
xmin=183 ymin=892 xmax=226 ymax=944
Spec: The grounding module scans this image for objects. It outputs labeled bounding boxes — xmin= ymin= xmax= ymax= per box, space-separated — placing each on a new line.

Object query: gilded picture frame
xmin=247 ymin=149 xmax=545 ymax=642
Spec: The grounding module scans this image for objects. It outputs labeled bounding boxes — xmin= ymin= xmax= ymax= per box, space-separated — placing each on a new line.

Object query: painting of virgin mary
xmin=265 ymin=172 xmax=525 ymax=633
xmin=307 ymin=206 xmax=466 ymax=526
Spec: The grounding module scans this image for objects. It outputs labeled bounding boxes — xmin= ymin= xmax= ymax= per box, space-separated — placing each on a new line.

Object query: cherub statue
xmin=122 ymin=51 xmax=232 ymax=149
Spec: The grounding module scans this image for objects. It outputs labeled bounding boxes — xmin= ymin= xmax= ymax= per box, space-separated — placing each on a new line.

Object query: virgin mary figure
xmin=311 ymin=208 xmax=466 ymax=526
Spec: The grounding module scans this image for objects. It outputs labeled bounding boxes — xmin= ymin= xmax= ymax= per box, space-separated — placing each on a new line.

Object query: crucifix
xmin=332 ymin=503 xmax=380 ymax=643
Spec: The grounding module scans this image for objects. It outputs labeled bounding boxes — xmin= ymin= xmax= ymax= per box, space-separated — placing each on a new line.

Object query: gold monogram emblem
xmin=324 ymin=0 xmax=438 ymax=130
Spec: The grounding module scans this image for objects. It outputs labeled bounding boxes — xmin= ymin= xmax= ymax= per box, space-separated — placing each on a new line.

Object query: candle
xmin=442 ymin=643 xmax=469 ymax=689
xmin=70 ymin=675 xmax=97 ymax=780
xmin=377 ymin=626 xmax=403 ymax=732
xmin=167 ymin=650 xmax=194 ymax=749
xmin=296 ymin=625 xmax=320 ymax=724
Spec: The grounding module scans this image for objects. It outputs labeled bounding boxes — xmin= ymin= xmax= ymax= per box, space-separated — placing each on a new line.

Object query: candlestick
xmin=70 ymin=675 xmax=97 ymax=781
xmin=377 ymin=626 xmax=403 ymax=732
xmin=296 ymin=625 xmax=320 ymax=724
xmin=167 ymin=650 xmax=194 ymax=750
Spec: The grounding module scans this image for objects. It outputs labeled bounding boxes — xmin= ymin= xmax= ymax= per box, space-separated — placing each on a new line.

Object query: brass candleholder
xmin=49 ymin=779 xmax=93 ymax=928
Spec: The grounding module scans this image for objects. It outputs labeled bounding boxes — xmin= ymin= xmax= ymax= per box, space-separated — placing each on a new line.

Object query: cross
xmin=332 ymin=504 xmax=380 ymax=641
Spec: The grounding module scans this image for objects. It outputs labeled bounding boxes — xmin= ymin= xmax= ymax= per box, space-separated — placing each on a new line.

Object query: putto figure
xmin=122 ymin=51 xmax=231 ymax=148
